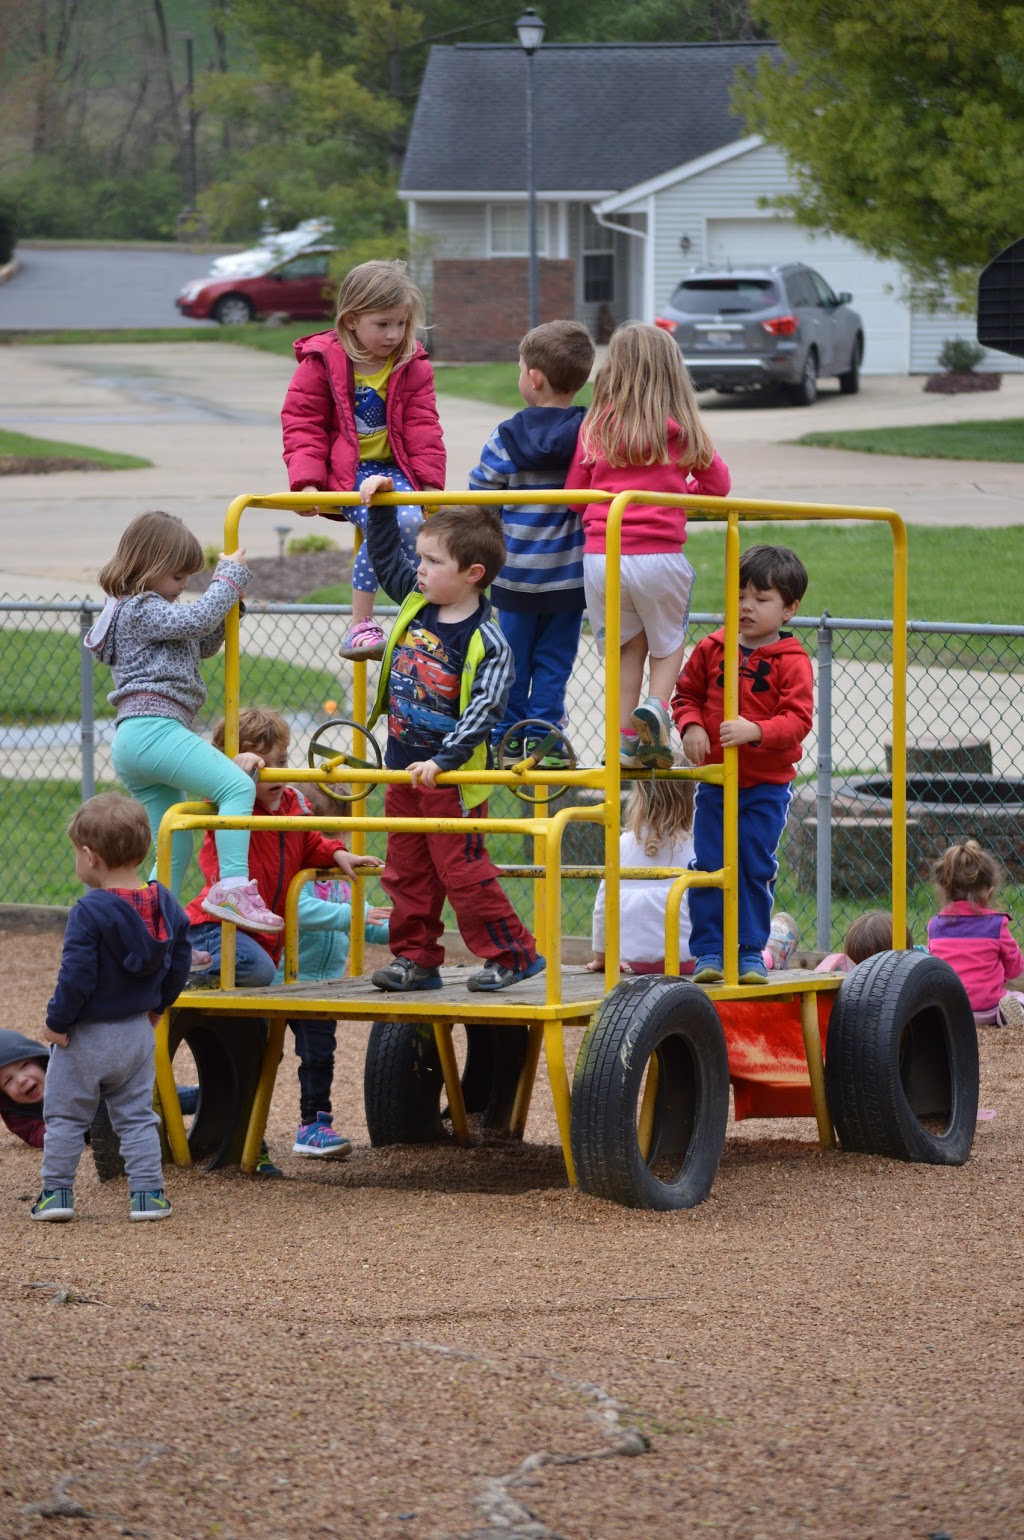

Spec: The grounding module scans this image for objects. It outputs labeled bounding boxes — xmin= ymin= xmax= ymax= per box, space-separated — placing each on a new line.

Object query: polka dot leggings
xmin=349 ymin=460 xmax=423 ymax=594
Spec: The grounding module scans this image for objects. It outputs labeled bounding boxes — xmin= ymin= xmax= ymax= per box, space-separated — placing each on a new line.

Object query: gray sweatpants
xmin=42 ymin=1014 xmax=162 ymax=1192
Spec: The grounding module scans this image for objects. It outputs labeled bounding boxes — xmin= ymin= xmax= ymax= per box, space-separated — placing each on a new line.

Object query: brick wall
xmin=430 ymin=259 xmax=577 ymax=362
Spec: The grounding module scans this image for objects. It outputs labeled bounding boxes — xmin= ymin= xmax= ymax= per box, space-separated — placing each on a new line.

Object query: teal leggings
xmin=112 ymin=715 xmax=256 ymax=898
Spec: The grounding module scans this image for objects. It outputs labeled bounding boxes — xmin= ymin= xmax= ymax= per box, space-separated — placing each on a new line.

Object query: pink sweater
xmin=926 ymin=902 xmax=1024 ymax=1013
xmin=564 ymin=420 xmax=730 ymax=555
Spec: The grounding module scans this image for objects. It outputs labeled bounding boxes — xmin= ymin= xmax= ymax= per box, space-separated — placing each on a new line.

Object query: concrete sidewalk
xmin=1 ymin=342 xmax=1022 ymax=596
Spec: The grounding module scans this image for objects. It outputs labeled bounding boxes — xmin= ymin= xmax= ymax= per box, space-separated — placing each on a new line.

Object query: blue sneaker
xmin=293 ymin=1113 xmax=352 ymax=1159
xmin=693 ymin=955 xmax=724 ymax=984
xmin=738 ymin=951 xmax=768 ymax=984
xmin=31 ymin=1188 xmax=74 ymax=1222
xmin=254 ymin=1141 xmax=284 ymax=1178
xmin=129 ymin=1189 xmax=172 ymax=1221
xmin=466 ymin=954 xmax=545 ymax=992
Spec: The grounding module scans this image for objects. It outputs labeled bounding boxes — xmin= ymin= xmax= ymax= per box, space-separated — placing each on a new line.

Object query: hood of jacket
xmin=80 ymin=887 xmax=179 ymax=976
xmin=84 ymin=596 xmax=124 ymax=663
xmin=708 ymin=626 xmax=808 ymax=661
xmin=498 ymin=405 xmax=586 ymax=472
xmin=0 ymin=1027 xmax=47 ymax=1074
xmin=291 ymin=330 xmax=429 ymax=374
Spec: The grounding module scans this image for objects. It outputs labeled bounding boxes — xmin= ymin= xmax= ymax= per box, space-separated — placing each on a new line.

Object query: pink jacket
xmin=564 ymin=419 xmax=730 ymax=554
xmin=926 ymin=902 xmax=1024 ymax=1013
xmin=281 ymin=331 xmax=446 ymax=497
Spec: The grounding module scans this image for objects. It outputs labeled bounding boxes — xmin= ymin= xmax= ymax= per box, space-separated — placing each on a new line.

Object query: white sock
xmin=218 ymin=875 xmax=247 ymax=890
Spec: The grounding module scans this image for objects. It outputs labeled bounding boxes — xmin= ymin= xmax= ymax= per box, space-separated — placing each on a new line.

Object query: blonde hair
xmin=624 ymin=775 xmax=694 ymax=859
xmin=844 ymin=910 xmax=914 ymax=964
xmin=68 ymin=792 xmax=152 ymax=868
xmin=335 ymin=259 xmax=425 ymax=366
xmin=97 ymin=511 xmax=204 ymax=597
xmin=579 ymin=322 xmax=714 ymax=471
xmin=212 ymin=708 xmax=290 ymax=758
xmin=932 ymin=840 xmax=1002 ymax=908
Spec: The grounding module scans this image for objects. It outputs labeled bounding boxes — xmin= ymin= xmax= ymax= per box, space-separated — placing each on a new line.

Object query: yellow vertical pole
xmin=636 ymin=1055 xmax=660 ymax=1162
xmin=509 ymin=1023 xmax=545 ymax=1138
xmin=433 ymin=1023 xmax=470 ymax=1144
xmin=889 ymin=516 xmax=909 ymax=949
xmin=240 ymin=1018 xmax=288 ymax=1173
xmin=800 ymin=991 xmax=835 ymax=1150
xmin=721 ymin=513 xmax=741 ymax=984
xmin=603 ymin=493 xmax=629 ymax=989
xmin=543 ymin=1021 xmax=577 ymax=1185
xmin=153 ymin=812 xmax=190 ymax=1165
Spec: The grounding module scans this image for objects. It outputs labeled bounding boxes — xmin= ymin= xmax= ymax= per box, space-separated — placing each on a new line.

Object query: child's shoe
xmin=498 ymin=737 xmax=523 ymax=768
xmin=338 ymin=619 xmax=387 ymax=661
xmin=255 ymin=1141 xmax=284 ymax=1178
xmin=631 ymin=697 xmax=674 ymax=769
xmin=293 ymin=1113 xmax=352 ymax=1159
xmin=31 ymin=1188 xmax=74 ymax=1222
xmin=190 ymin=947 xmax=213 ymax=972
xmin=467 ymin=954 xmax=545 ymax=992
xmin=997 ymin=992 xmax=1024 ymax=1028
xmin=766 ymin=912 xmax=800 ymax=970
xmin=619 ymin=729 xmax=644 ymax=770
xmin=201 ymin=879 xmax=284 ymax=935
xmin=738 ymin=951 xmax=769 ymax=984
xmin=129 ymin=1189 xmax=172 ymax=1221
xmin=371 ymin=956 xmax=443 ymax=992
xmin=693 ymin=955 xmax=724 ymax=983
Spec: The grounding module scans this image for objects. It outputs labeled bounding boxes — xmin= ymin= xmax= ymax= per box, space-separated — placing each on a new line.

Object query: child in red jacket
xmin=671 ymin=545 xmax=813 ymax=984
xmin=282 ymin=259 xmax=446 ymax=661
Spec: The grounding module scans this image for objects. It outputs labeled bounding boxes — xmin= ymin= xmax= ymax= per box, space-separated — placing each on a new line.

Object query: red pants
xmin=382 ymin=782 xmax=538 ymax=971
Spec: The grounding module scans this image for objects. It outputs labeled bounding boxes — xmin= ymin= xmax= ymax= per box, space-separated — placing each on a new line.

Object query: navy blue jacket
xmin=46 ymin=884 xmax=192 ymax=1033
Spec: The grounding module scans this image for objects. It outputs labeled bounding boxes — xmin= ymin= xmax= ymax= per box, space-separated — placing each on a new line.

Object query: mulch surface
xmin=188 ymin=552 xmax=353 ymax=603
xmin=0 ymin=457 xmax=115 ymax=475
xmin=2 ymin=928 xmax=1022 ymax=1539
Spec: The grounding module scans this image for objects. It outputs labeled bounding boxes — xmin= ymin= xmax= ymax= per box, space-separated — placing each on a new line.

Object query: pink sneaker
xmin=338 ymin=619 xmax=386 ymax=661
xmin=201 ymin=880 xmax=284 ymax=934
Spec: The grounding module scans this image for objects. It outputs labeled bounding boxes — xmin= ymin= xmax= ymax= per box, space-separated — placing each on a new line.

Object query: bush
xmin=938 ymin=337 xmax=985 ymax=374
xmin=0 ymin=194 xmax=18 ymax=264
xmin=287 ymin=533 xmax=337 ymax=555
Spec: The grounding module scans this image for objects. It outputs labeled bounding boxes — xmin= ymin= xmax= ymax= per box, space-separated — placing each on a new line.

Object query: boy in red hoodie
xmin=671 ymin=545 xmax=812 ymax=984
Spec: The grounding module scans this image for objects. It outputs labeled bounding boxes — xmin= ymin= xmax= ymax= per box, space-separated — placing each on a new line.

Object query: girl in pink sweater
xmin=926 ymin=841 xmax=1024 ymax=1027
xmin=565 ymin=323 xmax=730 ymax=769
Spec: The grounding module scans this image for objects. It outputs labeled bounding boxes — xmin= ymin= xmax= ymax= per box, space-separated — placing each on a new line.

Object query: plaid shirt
xmin=108 ymin=884 xmax=166 ymax=941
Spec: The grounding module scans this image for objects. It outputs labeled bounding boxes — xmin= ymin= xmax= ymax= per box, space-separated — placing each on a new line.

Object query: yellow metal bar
xmin=543 ymin=1021 xmax=577 ymax=1185
xmin=636 ymin=1054 xmax=660 ymax=1162
xmin=800 ymin=991 xmax=836 ymax=1150
xmin=433 ymin=1023 xmax=470 ymax=1144
xmin=154 ymin=1010 xmax=191 ymax=1166
xmin=664 ymin=871 xmax=725 ymax=974
xmin=509 ymin=1023 xmax=545 ymax=1138
xmin=240 ymin=1017 xmax=287 ymax=1173
xmin=721 ymin=511 xmax=741 ymax=985
xmin=889 ymin=515 xmax=909 ymax=949
xmin=602 ymin=491 xmax=630 ymax=987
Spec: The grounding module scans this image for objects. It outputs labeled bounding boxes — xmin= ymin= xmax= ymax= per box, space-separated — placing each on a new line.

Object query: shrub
xmin=287 ymin=533 xmax=337 ymax=555
xmin=0 ymin=194 xmax=18 ymax=264
xmin=203 ymin=544 xmax=220 ymax=569
xmin=938 ymin=337 xmax=985 ymax=374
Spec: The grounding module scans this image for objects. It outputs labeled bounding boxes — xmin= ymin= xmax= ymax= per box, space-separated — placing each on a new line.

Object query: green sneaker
xmin=31 ymin=1188 xmax=74 ymax=1222
xmin=129 ymin=1189 xmax=172 ymax=1221
xmin=254 ymin=1140 xmax=284 ymax=1178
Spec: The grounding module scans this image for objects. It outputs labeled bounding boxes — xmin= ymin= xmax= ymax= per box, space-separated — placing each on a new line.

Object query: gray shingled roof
xmin=400 ymin=41 xmax=779 ymax=196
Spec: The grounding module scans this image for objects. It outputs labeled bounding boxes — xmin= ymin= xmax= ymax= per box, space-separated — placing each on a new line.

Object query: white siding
xmin=909 ymin=306 xmax=1023 ymax=374
xmin=411 ymin=202 xmax=489 ymax=258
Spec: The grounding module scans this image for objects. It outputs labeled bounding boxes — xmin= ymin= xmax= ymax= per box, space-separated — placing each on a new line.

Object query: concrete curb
xmin=0 ymin=902 xmax=68 ymax=932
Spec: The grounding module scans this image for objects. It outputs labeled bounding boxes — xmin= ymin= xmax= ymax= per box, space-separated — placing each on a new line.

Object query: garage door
xmin=706 ymin=218 xmax=909 ymax=375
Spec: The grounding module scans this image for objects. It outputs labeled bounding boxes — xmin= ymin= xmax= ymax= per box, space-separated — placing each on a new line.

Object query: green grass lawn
xmin=795 ymin=418 xmax=1024 ymax=461
xmin=0 ymin=428 xmax=151 ymax=469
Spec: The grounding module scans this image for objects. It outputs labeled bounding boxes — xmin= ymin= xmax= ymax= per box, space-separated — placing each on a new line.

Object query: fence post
xmin=815 ymin=611 xmax=833 ymax=951
xmin=79 ymin=601 xmax=96 ymax=803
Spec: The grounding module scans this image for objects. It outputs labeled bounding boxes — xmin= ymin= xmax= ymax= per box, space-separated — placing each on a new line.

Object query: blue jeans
xmin=187 ymin=922 xmax=277 ymax=988
xmin=687 ymin=781 xmax=793 ymax=957
xmin=494 ymin=608 xmax=584 ymax=743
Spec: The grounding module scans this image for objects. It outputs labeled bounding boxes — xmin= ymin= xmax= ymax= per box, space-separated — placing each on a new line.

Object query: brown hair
xmin=579 ymin=321 xmax=714 ymax=471
xmin=623 ymin=773 xmax=694 ymax=858
xmin=212 ymin=708 xmax=290 ymax=758
xmin=335 ymin=260 xmax=425 ymax=367
xmin=301 ymin=780 xmax=348 ymax=818
xmin=932 ymin=840 xmax=1002 ymax=908
xmin=739 ymin=545 xmax=809 ymax=606
xmin=68 ymin=793 xmax=152 ymax=868
xmin=520 ymin=319 xmax=595 ymax=394
xmin=844 ymin=910 xmax=914 ymax=964
xmin=419 ymin=506 xmax=506 ymax=589
xmin=97 ymin=511 xmax=204 ymax=598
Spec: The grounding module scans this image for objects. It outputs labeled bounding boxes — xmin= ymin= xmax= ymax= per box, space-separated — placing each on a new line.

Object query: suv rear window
xmin=670 ymin=279 xmax=779 ymax=314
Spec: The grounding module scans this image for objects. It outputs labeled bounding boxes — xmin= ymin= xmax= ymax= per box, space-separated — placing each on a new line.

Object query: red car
xmin=176 ymin=247 xmax=339 ymax=325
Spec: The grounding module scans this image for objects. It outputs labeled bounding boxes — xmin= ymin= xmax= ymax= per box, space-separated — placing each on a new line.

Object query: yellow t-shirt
xmin=352 ymin=356 xmax=395 ymax=463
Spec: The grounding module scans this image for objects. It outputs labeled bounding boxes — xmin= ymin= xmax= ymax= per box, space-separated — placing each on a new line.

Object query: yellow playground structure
xmin=148 ymin=489 xmax=979 ymax=1210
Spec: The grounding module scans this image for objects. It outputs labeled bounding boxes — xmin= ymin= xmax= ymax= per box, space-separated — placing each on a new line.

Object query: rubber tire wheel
xmin=363 ymin=1021 xmax=530 ymax=1144
xmin=89 ymin=1006 xmax=268 ymax=1180
xmin=212 ymin=293 xmax=255 ymax=325
xmin=838 ymin=339 xmax=861 ymax=394
xmin=570 ymin=976 xmax=730 ymax=1210
xmin=824 ymin=950 xmax=979 ymax=1164
xmin=791 ymin=348 xmax=818 ymax=406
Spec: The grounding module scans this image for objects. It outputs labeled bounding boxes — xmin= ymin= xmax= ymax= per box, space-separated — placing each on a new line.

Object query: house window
xmin=582 ymin=214 xmax=614 ymax=304
xmin=488 ymin=203 xmax=548 ymax=257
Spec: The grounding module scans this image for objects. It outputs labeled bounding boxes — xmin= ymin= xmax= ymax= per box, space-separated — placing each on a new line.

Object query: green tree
xmin=735 ymin=0 xmax=1024 ymax=300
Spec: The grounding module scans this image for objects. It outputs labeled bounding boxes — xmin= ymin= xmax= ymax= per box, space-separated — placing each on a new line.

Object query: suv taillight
xmin=654 ymin=317 xmax=678 ymax=334
xmin=761 ymin=315 xmax=799 ymax=337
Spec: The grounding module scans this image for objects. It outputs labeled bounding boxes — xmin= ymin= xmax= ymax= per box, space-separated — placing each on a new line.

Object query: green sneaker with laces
xmin=31 ymin=1188 xmax=74 ymax=1222
xmin=129 ymin=1189 xmax=172 ymax=1221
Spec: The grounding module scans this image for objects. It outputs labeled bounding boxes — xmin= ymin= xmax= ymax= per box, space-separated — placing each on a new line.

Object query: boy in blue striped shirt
xmin=468 ymin=320 xmax=595 ymax=764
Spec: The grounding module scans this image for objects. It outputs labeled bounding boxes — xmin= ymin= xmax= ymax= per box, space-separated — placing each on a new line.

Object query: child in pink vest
xmin=926 ymin=841 xmax=1024 ymax=1027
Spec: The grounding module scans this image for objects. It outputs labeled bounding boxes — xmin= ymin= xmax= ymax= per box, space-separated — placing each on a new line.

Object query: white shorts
xmin=584 ymin=551 xmax=695 ymax=657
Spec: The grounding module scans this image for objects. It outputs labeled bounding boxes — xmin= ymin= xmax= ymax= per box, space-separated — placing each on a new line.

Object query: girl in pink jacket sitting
xmin=565 ymin=322 xmax=730 ymax=770
xmin=282 ymin=260 xmax=446 ymax=661
xmin=927 ymin=840 xmax=1024 ymax=1027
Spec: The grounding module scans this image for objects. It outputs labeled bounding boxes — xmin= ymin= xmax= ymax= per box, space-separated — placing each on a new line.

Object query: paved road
xmin=0 ymin=245 xmax=224 ymax=331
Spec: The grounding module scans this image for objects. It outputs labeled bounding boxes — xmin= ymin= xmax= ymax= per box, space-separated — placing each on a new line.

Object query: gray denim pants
xmin=42 ymin=1014 xmax=162 ymax=1192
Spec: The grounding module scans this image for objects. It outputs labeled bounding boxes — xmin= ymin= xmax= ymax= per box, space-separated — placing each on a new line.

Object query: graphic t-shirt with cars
xmin=384 ymin=603 xmax=484 ymax=770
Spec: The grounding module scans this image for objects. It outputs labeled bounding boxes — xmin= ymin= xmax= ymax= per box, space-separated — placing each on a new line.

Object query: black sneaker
xmin=371 ymin=956 xmax=443 ymax=992
xmin=467 ymin=955 xmax=546 ymax=992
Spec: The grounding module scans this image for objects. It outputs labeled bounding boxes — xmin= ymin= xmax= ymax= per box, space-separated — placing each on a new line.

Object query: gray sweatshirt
xmin=85 ymin=558 xmax=251 ymax=727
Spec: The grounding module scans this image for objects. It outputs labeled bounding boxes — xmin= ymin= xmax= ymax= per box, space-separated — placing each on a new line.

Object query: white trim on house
xmin=400 ymin=188 xmax=616 ymax=203
xmin=594 ymin=136 xmax=765 ymax=215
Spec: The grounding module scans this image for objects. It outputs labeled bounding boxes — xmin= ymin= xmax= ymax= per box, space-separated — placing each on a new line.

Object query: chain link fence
xmin=3 ymin=597 xmax=1023 ymax=954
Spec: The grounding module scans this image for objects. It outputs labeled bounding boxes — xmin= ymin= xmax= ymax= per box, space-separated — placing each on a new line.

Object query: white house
xmin=400 ymin=41 xmax=1013 ymax=373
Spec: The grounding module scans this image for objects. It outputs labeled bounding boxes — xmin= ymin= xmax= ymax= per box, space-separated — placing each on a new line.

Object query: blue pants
xmin=113 ymin=715 xmax=256 ymax=899
xmin=348 ymin=460 xmax=422 ymax=594
xmin=687 ymin=781 xmax=793 ymax=957
xmin=290 ymin=1020 xmax=337 ymax=1124
xmin=187 ymin=921 xmax=278 ymax=988
xmin=494 ymin=608 xmax=584 ymax=743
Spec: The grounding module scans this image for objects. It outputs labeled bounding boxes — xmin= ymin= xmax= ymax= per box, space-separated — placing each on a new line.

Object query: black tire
xmin=570 ymin=976 xmax=730 ymax=1210
xmin=838 ymin=337 xmax=862 ymax=394
xmin=363 ymin=1021 xmax=529 ymax=1144
xmin=212 ymin=292 xmax=255 ymax=325
xmin=824 ymin=951 xmax=979 ymax=1164
xmin=790 ymin=348 xmax=818 ymax=406
xmin=89 ymin=1098 xmax=126 ymax=1183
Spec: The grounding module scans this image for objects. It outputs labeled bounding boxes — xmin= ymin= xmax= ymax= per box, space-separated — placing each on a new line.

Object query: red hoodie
xmin=671 ymin=628 xmax=813 ymax=787
xmin=184 ymin=786 xmax=348 ymax=966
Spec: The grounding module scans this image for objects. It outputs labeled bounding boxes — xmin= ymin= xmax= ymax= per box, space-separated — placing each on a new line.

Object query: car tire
xmin=824 ymin=951 xmax=979 ymax=1164
xmin=838 ymin=338 xmax=862 ymax=395
xmin=790 ymin=348 xmax=818 ymax=406
xmin=212 ymin=293 xmax=255 ymax=325
xmin=363 ymin=1021 xmax=530 ymax=1145
xmin=570 ymin=976 xmax=730 ymax=1210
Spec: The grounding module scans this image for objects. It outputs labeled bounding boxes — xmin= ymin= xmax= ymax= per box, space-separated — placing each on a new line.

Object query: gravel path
xmin=2 ymin=929 xmax=1021 ymax=1539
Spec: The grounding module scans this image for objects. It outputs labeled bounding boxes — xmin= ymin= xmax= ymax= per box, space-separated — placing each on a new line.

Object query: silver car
xmin=656 ymin=265 xmax=864 ymax=405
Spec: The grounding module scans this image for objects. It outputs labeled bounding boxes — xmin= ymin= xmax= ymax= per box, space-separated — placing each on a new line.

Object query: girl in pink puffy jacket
xmin=927 ymin=840 xmax=1024 ymax=1027
xmin=282 ymin=260 xmax=446 ymax=661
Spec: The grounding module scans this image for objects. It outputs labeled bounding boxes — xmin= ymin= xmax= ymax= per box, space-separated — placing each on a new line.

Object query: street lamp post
xmin=515 ymin=8 xmax=545 ymax=330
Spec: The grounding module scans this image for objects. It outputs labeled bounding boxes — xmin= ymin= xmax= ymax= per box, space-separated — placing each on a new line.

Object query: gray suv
xmin=656 ymin=265 xmax=864 ymax=405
